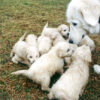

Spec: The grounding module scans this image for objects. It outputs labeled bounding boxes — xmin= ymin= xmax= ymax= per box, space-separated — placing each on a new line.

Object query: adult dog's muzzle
xmin=98 ymin=17 xmax=100 ymax=24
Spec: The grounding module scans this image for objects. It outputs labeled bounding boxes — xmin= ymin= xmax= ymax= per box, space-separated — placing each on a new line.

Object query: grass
xmin=0 ymin=0 xmax=100 ymax=99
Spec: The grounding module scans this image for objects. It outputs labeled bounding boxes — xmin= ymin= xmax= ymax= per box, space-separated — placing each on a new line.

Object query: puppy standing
xmin=11 ymin=42 xmax=73 ymax=91
xmin=48 ymin=45 xmax=92 ymax=100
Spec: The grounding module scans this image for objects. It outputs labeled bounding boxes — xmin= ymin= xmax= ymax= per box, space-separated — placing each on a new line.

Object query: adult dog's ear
xmin=58 ymin=25 xmax=62 ymax=33
xmin=81 ymin=6 xmax=100 ymax=26
xmin=57 ymin=49 xmax=63 ymax=57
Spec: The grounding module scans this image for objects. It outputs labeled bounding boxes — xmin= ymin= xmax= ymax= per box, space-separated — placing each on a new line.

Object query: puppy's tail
xmin=10 ymin=50 xmax=14 ymax=57
xmin=43 ymin=22 xmax=48 ymax=30
xmin=19 ymin=32 xmax=27 ymax=41
xmin=11 ymin=70 xmax=29 ymax=77
xmin=93 ymin=64 xmax=100 ymax=74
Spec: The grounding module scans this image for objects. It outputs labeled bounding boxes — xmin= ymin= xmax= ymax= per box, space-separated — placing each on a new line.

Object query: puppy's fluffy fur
xmin=11 ymin=33 xmax=39 ymax=65
xmin=66 ymin=0 xmax=100 ymax=34
xmin=79 ymin=35 xmax=95 ymax=51
xmin=42 ymin=23 xmax=69 ymax=39
xmin=48 ymin=45 xmax=92 ymax=100
xmin=26 ymin=34 xmax=38 ymax=47
xmin=93 ymin=64 xmax=100 ymax=74
xmin=38 ymin=35 xmax=52 ymax=55
xmin=38 ymin=23 xmax=69 ymax=55
xmin=11 ymin=42 xmax=73 ymax=91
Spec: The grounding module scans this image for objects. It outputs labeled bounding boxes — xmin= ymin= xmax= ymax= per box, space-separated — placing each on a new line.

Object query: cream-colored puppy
xmin=93 ymin=64 xmax=100 ymax=74
xmin=38 ymin=35 xmax=52 ymax=55
xmin=42 ymin=23 xmax=69 ymax=39
xmin=11 ymin=42 xmax=73 ymax=91
xmin=11 ymin=33 xmax=39 ymax=65
xmin=48 ymin=45 xmax=92 ymax=100
xmin=79 ymin=35 xmax=95 ymax=51
xmin=66 ymin=0 xmax=100 ymax=34
xmin=64 ymin=43 xmax=78 ymax=66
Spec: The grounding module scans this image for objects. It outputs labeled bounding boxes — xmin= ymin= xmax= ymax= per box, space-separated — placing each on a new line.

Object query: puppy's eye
xmin=82 ymin=34 xmax=85 ymax=39
xmin=67 ymin=49 xmax=70 ymax=52
xmin=30 ymin=56 xmax=32 ymax=58
xmin=64 ymin=29 xmax=66 ymax=32
xmin=72 ymin=22 xmax=77 ymax=26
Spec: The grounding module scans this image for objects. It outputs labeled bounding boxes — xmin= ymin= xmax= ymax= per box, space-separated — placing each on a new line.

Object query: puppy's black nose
xmin=69 ymin=39 xmax=73 ymax=44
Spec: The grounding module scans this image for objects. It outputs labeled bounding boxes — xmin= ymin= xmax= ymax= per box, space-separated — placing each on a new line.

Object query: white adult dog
xmin=11 ymin=42 xmax=73 ymax=91
xmin=93 ymin=64 xmax=100 ymax=74
xmin=48 ymin=45 xmax=92 ymax=100
xmin=68 ymin=21 xmax=95 ymax=51
xmin=10 ymin=33 xmax=39 ymax=65
xmin=66 ymin=0 xmax=100 ymax=34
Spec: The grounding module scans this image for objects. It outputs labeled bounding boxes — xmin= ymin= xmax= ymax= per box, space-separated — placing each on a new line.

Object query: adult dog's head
xmin=68 ymin=20 xmax=86 ymax=45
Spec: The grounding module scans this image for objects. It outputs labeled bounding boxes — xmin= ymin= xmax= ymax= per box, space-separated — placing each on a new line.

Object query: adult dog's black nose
xmin=98 ymin=17 xmax=100 ymax=24
xmin=69 ymin=39 xmax=73 ymax=44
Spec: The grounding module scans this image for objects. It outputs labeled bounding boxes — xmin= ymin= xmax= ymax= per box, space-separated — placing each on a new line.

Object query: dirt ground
xmin=0 ymin=0 xmax=100 ymax=100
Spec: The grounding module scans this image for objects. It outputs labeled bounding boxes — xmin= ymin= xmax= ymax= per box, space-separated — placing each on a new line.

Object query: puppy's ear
xmin=57 ymin=49 xmax=63 ymax=57
xmin=58 ymin=25 xmax=62 ymax=33
xmin=81 ymin=7 xmax=100 ymax=26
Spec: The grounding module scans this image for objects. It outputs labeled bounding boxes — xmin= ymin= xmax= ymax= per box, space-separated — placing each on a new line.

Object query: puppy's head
xmin=58 ymin=24 xmax=69 ymax=39
xmin=27 ymin=47 xmax=39 ymax=64
xmin=68 ymin=20 xmax=86 ymax=45
xmin=56 ymin=42 xmax=73 ymax=58
xmin=72 ymin=45 xmax=92 ymax=62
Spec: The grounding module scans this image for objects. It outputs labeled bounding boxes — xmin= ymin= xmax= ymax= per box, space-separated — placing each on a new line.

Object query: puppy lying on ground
xmin=48 ymin=45 xmax=92 ymax=100
xmin=10 ymin=33 xmax=39 ymax=66
xmin=93 ymin=64 xmax=100 ymax=74
xmin=11 ymin=42 xmax=73 ymax=91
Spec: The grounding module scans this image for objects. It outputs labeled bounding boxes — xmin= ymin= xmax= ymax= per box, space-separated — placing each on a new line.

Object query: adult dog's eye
xmin=72 ymin=22 xmax=77 ymax=26
xmin=82 ymin=34 xmax=85 ymax=39
xmin=67 ymin=49 xmax=70 ymax=52
xmin=30 ymin=56 xmax=32 ymax=58
xmin=64 ymin=29 xmax=66 ymax=32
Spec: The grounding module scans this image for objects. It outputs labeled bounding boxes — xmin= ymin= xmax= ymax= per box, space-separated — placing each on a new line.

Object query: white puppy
xmin=42 ymin=23 xmax=69 ymax=39
xmin=11 ymin=42 xmax=73 ymax=91
xmin=48 ymin=45 xmax=92 ymax=100
xmin=38 ymin=35 xmax=52 ymax=55
xmin=93 ymin=64 xmax=100 ymax=74
xmin=11 ymin=33 xmax=39 ymax=66
xmin=66 ymin=0 xmax=100 ymax=34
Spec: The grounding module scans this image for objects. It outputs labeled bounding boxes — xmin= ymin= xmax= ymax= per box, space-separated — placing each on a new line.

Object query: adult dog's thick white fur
xmin=11 ymin=33 xmax=39 ymax=65
xmin=79 ymin=35 xmax=95 ymax=51
xmin=38 ymin=35 xmax=52 ymax=55
xmin=69 ymin=22 xmax=86 ymax=44
xmin=93 ymin=64 xmax=100 ymax=74
xmin=66 ymin=0 xmax=100 ymax=34
xmin=48 ymin=45 xmax=92 ymax=100
xmin=11 ymin=42 xmax=73 ymax=91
